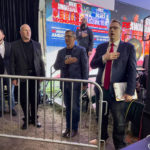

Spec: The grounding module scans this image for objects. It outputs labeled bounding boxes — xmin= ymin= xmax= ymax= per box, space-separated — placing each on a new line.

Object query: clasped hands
xmin=103 ymin=51 xmax=120 ymax=61
xmin=65 ymin=57 xmax=78 ymax=64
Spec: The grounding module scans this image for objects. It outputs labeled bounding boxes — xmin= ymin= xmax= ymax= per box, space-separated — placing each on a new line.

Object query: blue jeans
xmin=0 ymin=78 xmax=15 ymax=112
xmin=64 ymin=84 xmax=80 ymax=131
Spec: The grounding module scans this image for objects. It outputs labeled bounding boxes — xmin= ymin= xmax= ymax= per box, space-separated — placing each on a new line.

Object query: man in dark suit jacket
xmin=0 ymin=53 xmax=4 ymax=74
xmin=10 ymin=24 xmax=45 ymax=129
xmin=54 ymin=30 xmax=88 ymax=138
xmin=141 ymin=54 xmax=150 ymax=138
xmin=90 ymin=20 xmax=136 ymax=149
xmin=0 ymin=29 xmax=16 ymax=117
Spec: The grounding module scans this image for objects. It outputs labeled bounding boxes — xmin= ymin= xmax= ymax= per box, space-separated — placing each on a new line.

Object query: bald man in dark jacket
xmin=10 ymin=24 xmax=45 ymax=129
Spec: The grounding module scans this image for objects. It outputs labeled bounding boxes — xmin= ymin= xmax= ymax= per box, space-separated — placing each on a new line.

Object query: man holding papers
xmin=90 ymin=19 xmax=136 ymax=150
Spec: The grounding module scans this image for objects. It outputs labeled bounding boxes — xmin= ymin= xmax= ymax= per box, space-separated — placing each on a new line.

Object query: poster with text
xmin=46 ymin=0 xmax=111 ymax=76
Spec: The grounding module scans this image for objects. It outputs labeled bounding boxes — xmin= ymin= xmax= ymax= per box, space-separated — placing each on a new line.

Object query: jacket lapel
xmin=32 ymin=40 xmax=38 ymax=68
xmin=71 ymin=45 xmax=76 ymax=55
xmin=32 ymin=40 xmax=36 ymax=58
xmin=63 ymin=47 xmax=67 ymax=57
xmin=4 ymin=41 xmax=9 ymax=59
xmin=105 ymin=43 xmax=109 ymax=53
xmin=112 ymin=41 xmax=122 ymax=66
xmin=116 ymin=41 xmax=122 ymax=53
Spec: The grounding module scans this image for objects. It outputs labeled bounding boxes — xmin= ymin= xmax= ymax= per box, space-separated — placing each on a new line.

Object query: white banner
xmin=71 ymin=0 xmax=115 ymax=10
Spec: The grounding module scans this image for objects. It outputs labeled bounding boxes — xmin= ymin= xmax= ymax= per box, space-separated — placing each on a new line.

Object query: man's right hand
xmin=103 ymin=51 xmax=120 ymax=61
xmin=65 ymin=57 xmax=78 ymax=64
xmin=81 ymin=32 xmax=88 ymax=38
xmin=12 ymin=80 xmax=18 ymax=86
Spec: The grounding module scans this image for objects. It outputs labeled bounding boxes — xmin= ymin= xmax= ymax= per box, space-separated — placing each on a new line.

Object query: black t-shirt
xmin=64 ymin=48 xmax=72 ymax=77
xmin=22 ymin=40 xmax=34 ymax=71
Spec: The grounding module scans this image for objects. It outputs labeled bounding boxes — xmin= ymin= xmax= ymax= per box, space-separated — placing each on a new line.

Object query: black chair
xmin=142 ymin=55 xmax=149 ymax=89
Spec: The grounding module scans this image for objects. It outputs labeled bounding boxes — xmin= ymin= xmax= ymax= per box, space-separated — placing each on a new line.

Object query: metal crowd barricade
xmin=49 ymin=65 xmax=62 ymax=104
xmin=0 ymin=74 xmax=107 ymax=150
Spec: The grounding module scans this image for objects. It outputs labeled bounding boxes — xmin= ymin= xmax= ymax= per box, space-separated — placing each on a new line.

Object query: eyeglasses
xmin=109 ymin=26 xmax=120 ymax=30
xmin=65 ymin=35 xmax=74 ymax=38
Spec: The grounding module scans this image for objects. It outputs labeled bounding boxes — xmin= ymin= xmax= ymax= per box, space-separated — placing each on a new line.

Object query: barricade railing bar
xmin=0 ymin=75 xmax=106 ymax=150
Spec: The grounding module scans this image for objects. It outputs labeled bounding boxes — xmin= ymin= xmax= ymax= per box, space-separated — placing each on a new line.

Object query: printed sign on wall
xmin=46 ymin=0 xmax=111 ymax=48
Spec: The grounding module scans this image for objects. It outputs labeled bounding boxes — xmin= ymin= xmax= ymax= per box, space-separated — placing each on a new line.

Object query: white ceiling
xmin=119 ymin=0 xmax=150 ymax=10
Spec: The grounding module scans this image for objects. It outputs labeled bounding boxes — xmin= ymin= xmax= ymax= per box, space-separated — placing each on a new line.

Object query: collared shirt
xmin=0 ymin=41 xmax=5 ymax=58
xmin=101 ymin=40 xmax=120 ymax=86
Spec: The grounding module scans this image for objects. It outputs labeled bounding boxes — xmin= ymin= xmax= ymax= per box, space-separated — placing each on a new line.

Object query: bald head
xmin=20 ymin=24 xmax=31 ymax=42
xmin=81 ymin=17 xmax=87 ymax=24
xmin=80 ymin=17 xmax=87 ymax=29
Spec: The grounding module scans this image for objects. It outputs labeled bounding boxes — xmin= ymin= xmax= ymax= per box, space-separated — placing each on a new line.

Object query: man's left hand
xmin=123 ymin=94 xmax=133 ymax=102
xmin=82 ymin=32 xmax=88 ymax=37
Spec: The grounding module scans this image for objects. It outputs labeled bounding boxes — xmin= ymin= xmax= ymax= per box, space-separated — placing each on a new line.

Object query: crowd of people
xmin=0 ymin=18 xmax=150 ymax=150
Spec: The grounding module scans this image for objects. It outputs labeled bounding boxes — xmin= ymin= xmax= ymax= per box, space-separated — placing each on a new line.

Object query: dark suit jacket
xmin=0 ymin=41 xmax=11 ymax=74
xmin=4 ymin=41 xmax=11 ymax=74
xmin=54 ymin=45 xmax=88 ymax=84
xmin=10 ymin=39 xmax=45 ymax=77
xmin=0 ymin=54 xmax=4 ymax=74
xmin=90 ymin=41 xmax=136 ymax=96
xmin=144 ymin=54 xmax=150 ymax=114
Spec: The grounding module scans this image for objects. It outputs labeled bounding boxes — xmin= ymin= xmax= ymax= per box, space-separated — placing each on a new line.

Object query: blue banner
xmin=46 ymin=22 xmax=77 ymax=47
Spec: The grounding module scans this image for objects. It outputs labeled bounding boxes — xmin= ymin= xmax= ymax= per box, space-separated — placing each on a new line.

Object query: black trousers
xmin=96 ymin=88 xmax=126 ymax=149
xmin=20 ymin=80 xmax=39 ymax=123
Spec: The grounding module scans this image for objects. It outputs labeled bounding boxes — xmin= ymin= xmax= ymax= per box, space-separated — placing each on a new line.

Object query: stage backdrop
xmin=45 ymin=0 xmax=150 ymax=77
xmin=46 ymin=0 xmax=111 ymax=76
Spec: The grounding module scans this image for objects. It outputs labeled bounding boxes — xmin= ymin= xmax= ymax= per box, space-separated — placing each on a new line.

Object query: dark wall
xmin=0 ymin=0 xmax=39 ymax=42
xmin=111 ymin=1 xmax=150 ymax=24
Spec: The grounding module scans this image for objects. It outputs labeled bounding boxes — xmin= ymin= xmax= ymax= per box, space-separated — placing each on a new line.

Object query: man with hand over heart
xmin=54 ymin=30 xmax=88 ymax=138
xmin=90 ymin=20 xmax=136 ymax=150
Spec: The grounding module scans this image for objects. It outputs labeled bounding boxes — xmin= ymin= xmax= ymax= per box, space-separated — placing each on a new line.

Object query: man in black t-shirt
xmin=54 ymin=30 xmax=88 ymax=138
xmin=10 ymin=24 xmax=45 ymax=129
